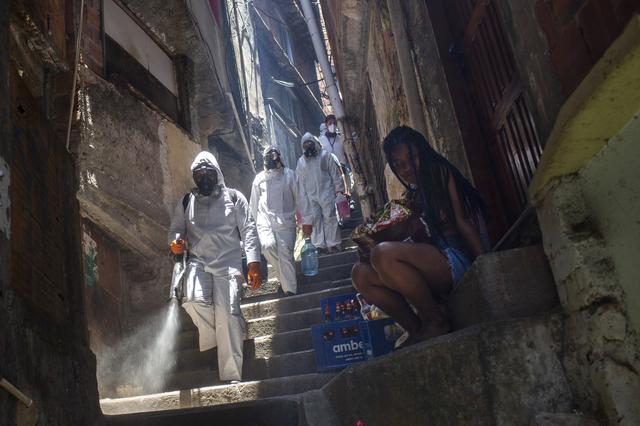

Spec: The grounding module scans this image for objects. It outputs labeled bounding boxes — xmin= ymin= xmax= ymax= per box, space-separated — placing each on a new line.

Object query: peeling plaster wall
xmin=75 ymin=72 xmax=200 ymax=318
xmin=76 ymin=73 xmax=199 ymax=240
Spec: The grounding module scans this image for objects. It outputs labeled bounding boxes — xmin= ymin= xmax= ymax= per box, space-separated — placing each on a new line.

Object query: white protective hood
xmin=191 ymin=151 xmax=226 ymax=187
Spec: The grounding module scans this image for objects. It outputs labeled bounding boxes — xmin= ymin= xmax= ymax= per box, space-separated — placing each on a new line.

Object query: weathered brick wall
xmin=83 ymin=0 xmax=104 ymax=75
xmin=535 ymin=0 xmax=640 ymax=96
xmin=1 ymin=2 xmax=101 ymax=422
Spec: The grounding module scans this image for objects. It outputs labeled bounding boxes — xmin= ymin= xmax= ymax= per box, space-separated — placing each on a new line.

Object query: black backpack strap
xmin=182 ymin=192 xmax=191 ymax=212
xmin=229 ymin=188 xmax=238 ymax=204
xmin=227 ymin=188 xmax=242 ymax=241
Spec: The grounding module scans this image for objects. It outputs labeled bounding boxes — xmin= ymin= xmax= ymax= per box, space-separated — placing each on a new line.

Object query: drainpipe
xmin=300 ymin=0 xmax=374 ymax=219
xmin=386 ymin=0 xmax=429 ymax=138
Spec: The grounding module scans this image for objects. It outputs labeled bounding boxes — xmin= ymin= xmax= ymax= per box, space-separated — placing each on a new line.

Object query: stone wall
xmin=532 ymin=17 xmax=640 ymax=425
xmin=537 ymin=173 xmax=640 ymax=424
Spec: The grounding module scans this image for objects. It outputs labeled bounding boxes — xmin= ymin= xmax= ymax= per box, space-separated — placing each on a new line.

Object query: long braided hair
xmin=382 ymin=126 xmax=485 ymax=242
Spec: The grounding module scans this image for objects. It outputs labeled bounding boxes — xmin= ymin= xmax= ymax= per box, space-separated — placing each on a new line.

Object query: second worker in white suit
xmin=250 ymin=146 xmax=299 ymax=296
xmin=296 ymin=132 xmax=345 ymax=253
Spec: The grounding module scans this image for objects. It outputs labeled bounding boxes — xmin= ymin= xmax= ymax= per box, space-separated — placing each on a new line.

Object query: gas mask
xmin=264 ymin=149 xmax=282 ymax=170
xmin=193 ymin=166 xmax=218 ymax=196
xmin=303 ymin=141 xmax=318 ymax=158
xmin=327 ymin=123 xmax=337 ymax=135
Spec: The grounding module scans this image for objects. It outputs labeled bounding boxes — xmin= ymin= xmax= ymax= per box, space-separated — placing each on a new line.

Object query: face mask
xmin=304 ymin=146 xmax=318 ymax=157
xmin=327 ymin=124 xmax=337 ymax=134
xmin=264 ymin=150 xmax=281 ymax=170
xmin=193 ymin=168 xmax=218 ymax=196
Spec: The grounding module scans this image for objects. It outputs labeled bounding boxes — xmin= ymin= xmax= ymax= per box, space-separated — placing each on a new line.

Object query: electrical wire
xmin=65 ymin=0 xmax=85 ymax=152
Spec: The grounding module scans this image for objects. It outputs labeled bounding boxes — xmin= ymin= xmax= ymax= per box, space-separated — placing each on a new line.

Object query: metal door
xmin=446 ymin=0 xmax=543 ymax=222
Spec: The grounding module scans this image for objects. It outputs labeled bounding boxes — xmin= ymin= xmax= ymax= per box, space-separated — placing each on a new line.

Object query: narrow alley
xmin=1 ymin=1 xmax=639 ymax=425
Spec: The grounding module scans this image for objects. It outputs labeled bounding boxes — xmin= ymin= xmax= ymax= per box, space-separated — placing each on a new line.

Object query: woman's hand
xmin=247 ymin=262 xmax=262 ymax=290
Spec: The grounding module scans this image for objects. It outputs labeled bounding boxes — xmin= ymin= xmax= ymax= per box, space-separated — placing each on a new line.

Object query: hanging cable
xmin=65 ymin=0 xmax=85 ymax=152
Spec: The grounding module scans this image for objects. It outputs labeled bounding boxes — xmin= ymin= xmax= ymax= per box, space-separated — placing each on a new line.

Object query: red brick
xmin=552 ymin=0 xmax=584 ymax=23
xmin=83 ymin=24 xmax=102 ymax=44
xmin=536 ymin=0 xmax=560 ymax=49
xmin=551 ymin=20 xmax=594 ymax=96
xmin=578 ymin=0 xmax=621 ymax=61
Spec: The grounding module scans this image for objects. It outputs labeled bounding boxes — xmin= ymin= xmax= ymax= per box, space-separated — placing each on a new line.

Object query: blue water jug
xmin=301 ymin=238 xmax=319 ymax=277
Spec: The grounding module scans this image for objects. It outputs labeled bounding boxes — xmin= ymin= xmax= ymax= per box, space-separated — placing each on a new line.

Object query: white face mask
xmin=328 ymin=124 xmax=337 ymax=133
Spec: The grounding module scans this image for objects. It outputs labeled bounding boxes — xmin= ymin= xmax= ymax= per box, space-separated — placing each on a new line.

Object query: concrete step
xmin=253 ymin=328 xmax=312 ymax=357
xmin=103 ymin=396 xmax=303 ymax=426
xmin=242 ymin=284 xmax=355 ymax=320
xmin=242 ymin=277 xmax=353 ymax=304
xmin=174 ymin=327 xmax=314 ymax=367
xmin=295 ymin=249 xmax=357 ymax=273
xmin=248 ymin=248 xmax=356 ymax=301
xmin=448 ymin=245 xmax=559 ymax=330
xmin=168 ymin=347 xmax=317 ymax=389
xmin=246 ymin=307 xmax=321 ymax=339
xmin=101 ymin=372 xmax=336 ymax=415
xmin=177 ymin=283 xmax=354 ymax=344
xmin=298 ymin=263 xmax=353 ymax=285
xmin=303 ymin=313 xmax=574 ymax=425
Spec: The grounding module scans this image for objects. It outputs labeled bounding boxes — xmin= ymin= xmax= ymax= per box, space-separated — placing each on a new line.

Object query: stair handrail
xmin=0 ymin=376 xmax=33 ymax=407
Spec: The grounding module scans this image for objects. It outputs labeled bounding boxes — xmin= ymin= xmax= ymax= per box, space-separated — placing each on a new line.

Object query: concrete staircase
xmin=102 ymin=216 xmax=584 ymax=424
xmin=101 ymin=214 xmax=363 ymax=417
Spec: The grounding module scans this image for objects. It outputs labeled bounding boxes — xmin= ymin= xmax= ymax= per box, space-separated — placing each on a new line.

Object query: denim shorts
xmin=442 ymin=247 xmax=472 ymax=286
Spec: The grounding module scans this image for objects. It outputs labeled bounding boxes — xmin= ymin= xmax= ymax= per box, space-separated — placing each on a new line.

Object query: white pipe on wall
xmin=299 ymin=0 xmax=344 ymax=120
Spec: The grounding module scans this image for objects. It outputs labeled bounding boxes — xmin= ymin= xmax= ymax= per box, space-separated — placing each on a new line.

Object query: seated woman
xmin=352 ymin=126 xmax=490 ymax=346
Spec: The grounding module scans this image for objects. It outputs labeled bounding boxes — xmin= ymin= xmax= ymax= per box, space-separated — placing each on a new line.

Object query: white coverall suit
xmin=250 ymin=146 xmax=298 ymax=294
xmin=168 ymin=152 xmax=260 ymax=381
xmin=296 ymin=133 xmax=345 ymax=250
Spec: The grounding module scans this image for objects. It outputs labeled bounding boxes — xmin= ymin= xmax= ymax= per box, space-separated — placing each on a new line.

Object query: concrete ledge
xmin=307 ymin=314 xmax=573 ymax=426
xmin=103 ymin=396 xmax=301 ymax=426
xmin=101 ymin=372 xmax=335 ymax=415
xmin=449 ymin=245 xmax=559 ymax=330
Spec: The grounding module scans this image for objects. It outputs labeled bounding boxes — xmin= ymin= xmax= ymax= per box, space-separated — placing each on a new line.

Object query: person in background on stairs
xmin=296 ymin=132 xmax=346 ymax=254
xmin=319 ymin=115 xmax=353 ymax=197
xmin=168 ymin=151 xmax=262 ymax=382
xmin=250 ymin=145 xmax=300 ymax=296
xmin=352 ymin=126 xmax=490 ymax=347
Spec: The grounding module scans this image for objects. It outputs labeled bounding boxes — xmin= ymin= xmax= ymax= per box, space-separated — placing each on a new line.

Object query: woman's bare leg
xmin=370 ymin=242 xmax=452 ymax=338
xmin=351 ymin=261 xmax=421 ymax=334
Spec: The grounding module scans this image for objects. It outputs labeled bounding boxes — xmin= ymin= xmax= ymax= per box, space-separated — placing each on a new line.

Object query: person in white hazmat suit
xmin=296 ymin=132 xmax=346 ymax=253
xmin=318 ymin=115 xmax=347 ymax=166
xmin=250 ymin=146 xmax=300 ymax=295
xmin=168 ymin=151 xmax=262 ymax=382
